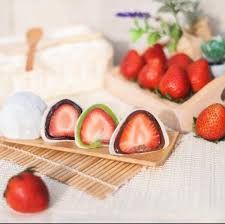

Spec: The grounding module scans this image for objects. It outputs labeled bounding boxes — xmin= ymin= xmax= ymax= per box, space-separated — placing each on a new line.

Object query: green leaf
xmin=158 ymin=5 xmax=173 ymax=13
xmin=169 ymin=24 xmax=182 ymax=41
xmin=167 ymin=40 xmax=177 ymax=53
xmin=165 ymin=93 xmax=173 ymax=101
xmin=147 ymin=32 xmax=161 ymax=46
xmin=166 ymin=24 xmax=182 ymax=53
xmin=129 ymin=28 xmax=145 ymax=42
xmin=154 ymin=0 xmax=166 ymax=3
xmin=160 ymin=21 xmax=170 ymax=34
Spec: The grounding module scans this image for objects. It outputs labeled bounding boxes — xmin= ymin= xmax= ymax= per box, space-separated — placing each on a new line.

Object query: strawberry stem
xmin=24 ymin=167 xmax=36 ymax=173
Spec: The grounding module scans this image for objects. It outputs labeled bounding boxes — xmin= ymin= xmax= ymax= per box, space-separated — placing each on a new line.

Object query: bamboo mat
xmin=0 ymin=141 xmax=142 ymax=200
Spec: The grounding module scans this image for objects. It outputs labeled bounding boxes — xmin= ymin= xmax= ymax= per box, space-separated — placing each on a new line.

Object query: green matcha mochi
xmin=75 ymin=104 xmax=119 ymax=149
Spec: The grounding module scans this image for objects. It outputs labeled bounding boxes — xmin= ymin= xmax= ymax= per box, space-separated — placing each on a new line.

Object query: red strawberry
xmin=143 ymin=44 xmax=167 ymax=67
xmin=80 ymin=108 xmax=117 ymax=145
xmin=120 ymin=50 xmax=144 ymax=80
xmin=159 ymin=65 xmax=191 ymax=100
xmin=115 ymin=111 xmax=165 ymax=154
xmin=168 ymin=53 xmax=193 ymax=70
xmin=187 ymin=59 xmax=212 ymax=93
xmin=48 ymin=100 xmax=82 ymax=139
xmin=195 ymin=103 xmax=225 ymax=141
xmin=137 ymin=58 xmax=165 ymax=89
xmin=4 ymin=168 xmax=49 ymax=213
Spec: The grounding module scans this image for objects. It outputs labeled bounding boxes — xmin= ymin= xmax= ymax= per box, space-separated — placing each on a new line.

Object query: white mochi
xmin=0 ymin=91 xmax=47 ymax=140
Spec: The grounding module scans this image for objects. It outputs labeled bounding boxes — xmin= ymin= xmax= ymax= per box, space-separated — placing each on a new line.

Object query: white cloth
xmin=0 ymin=133 xmax=225 ymax=223
xmin=0 ymin=26 xmax=113 ymax=104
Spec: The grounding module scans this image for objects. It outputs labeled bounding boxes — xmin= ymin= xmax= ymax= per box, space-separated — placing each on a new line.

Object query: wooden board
xmin=0 ymin=131 xmax=179 ymax=167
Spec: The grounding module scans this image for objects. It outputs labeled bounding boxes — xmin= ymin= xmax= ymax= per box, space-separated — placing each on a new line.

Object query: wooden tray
xmin=104 ymin=68 xmax=225 ymax=133
xmin=0 ymin=131 xmax=179 ymax=167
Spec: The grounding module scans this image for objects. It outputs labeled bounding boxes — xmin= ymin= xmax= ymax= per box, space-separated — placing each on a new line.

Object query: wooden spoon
xmin=25 ymin=27 xmax=43 ymax=71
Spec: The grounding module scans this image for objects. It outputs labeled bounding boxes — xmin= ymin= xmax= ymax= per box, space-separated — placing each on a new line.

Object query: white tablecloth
xmin=0 ymin=132 xmax=225 ymax=223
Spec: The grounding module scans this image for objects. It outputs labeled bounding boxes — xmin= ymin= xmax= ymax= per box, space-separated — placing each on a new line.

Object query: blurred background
xmin=0 ymin=0 xmax=225 ymax=61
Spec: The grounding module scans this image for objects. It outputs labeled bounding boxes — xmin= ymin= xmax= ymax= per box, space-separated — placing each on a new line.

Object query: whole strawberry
xmin=143 ymin=44 xmax=167 ymax=67
xmin=187 ymin=59 xmax=212 ymax=93
xmin=195 ymin=103 xmax=225 ymax=141
xmin=120 ymin=50 xmax=144 ymax=80
xmin=168 ymin=53 xmax=193 ymax=70
xmin=138 ymin=58 xmax=165 ymax=90
xmin=159 ymin=65 xmax=191 ymax=100
xmin=4 ymin=168 xmax=49 ymax=213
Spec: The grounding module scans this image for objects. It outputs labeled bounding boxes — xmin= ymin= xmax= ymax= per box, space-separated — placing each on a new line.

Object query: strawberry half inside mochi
xmin=75 ymin=104 xmax=119 ymax=148
xmin=112 ymin=110 xmax=167 ymax=154
xmin=45 ymin=99 xmax=82 ymax=140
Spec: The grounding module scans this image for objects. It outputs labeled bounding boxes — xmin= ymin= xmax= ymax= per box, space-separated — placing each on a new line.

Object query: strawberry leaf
xmin=165 ymin=93 xmax=173 ymax=101
xmin=192 ymin=117 xmax=197 ymax=133
xmin=193 ymin=117 xmax=197 ymax=126
xmin=193 ymin=117 xmax=197 ymax=124
xmin=153 ymin=88 xmax=194 ymax=104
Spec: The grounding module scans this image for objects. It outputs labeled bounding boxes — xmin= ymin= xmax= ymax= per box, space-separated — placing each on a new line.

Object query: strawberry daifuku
xmin=41 ymin=99 xmax=82 ymax=142
xmin=75 ymin=104 xmax=119 ymax=149
xmin=109 ymin=109 xmax=169 ymax=155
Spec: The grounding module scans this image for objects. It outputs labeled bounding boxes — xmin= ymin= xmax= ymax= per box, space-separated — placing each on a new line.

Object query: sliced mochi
xmin=41 ymin=99 xmax=82 ymax=142
xmin=75 ymin=104 xmax=119 ymax=149
xmin=109 ymin=109 xmax=169 ymax=155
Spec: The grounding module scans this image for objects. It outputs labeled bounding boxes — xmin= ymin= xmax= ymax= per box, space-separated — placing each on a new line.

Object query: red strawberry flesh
xmin=46 ymin=100 xmax=82 ymax=140
xmin=114 ymin=111 xmax=165 ymax=154
xmin=49 ymin=104 xmax=79 ymax=137
xmin=80 ymin=108 xmax=116 ymax=145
